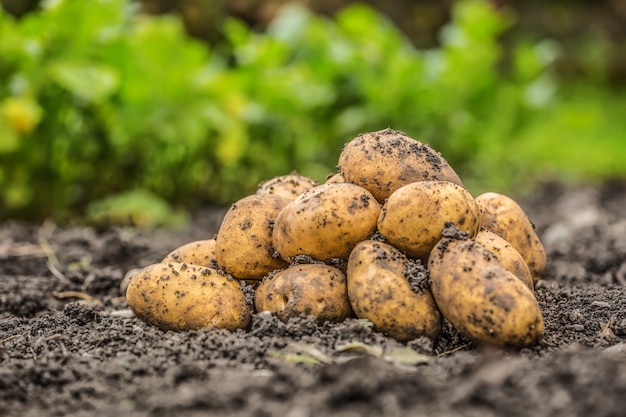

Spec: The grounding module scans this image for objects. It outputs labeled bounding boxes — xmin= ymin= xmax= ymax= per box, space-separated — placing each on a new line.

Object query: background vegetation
xmin=1 ymin=0 xmax=624 ymax=226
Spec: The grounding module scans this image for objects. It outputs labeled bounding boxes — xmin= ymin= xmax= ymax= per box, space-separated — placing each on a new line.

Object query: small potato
xmin=216 ymin=194 xmax=290 ymax=280
xmin=324 ymin=173 xmax=345 ymax=184
xmin=475 ymin=192 xmax=547 ymax=282
xmin=378 ymin=181 xmax=481 ymax=261
xmin=347 ymin=240 xmax=441 ymax=341
xmin=126 ymin=262 xmax=251 ymax=331
xmin=474 ymin=230 xmax=534 ymax=290
xmin=273 ymin=183 xmax=381 ymax=262
xmin=428 ymin=238 xmax=544 ymax=348
xmin=338 ymin=128 xmax=463 ymax=203
xmin=162 ymin=239 xmax=217 ymax=268
xmin=255 ymin=264 xmax=352 ymax=322
xmin=256 ymin=172 xmax=318 ymax=201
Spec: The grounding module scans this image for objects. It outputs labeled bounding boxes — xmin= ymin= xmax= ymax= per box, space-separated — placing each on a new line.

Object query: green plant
xmin=1 ymin=0 xmax=623 ymax=226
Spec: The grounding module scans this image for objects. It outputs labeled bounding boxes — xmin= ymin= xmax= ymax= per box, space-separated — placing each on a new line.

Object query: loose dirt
xmin=1 ymin=181 xmax=626 ymax=417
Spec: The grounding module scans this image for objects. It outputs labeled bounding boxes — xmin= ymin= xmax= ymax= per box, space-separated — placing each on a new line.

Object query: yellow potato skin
xmin=324 ymin=173 xmax=345 ymax=184
xmin=256 ymin=172 xmax=318 ymax=201
xmin=378 ymin=181 xmax=481 ymax=261
xmin=255 ymin=264 xmax=352 ymax=322
xmin=273 ymin=183 xmax=381 ymax=262
xmin=162 ymin=239 xmax=217 ymax=268
xmin=126 ymin=262 xmax=252 ymax=331
xmin=475 ymin=192 xmax=547 ymax=282
xmin=474 ymin=230 xmax=534 ymax=290
xmin=338 ymin=128 xmax=463 ymax=203
xmin=347 ymin=240 xmax=441 ymax=341
xmin=428 ymin=238 xmax=544 ymax=348
xmin=216 ymin=194 xmax=290 ymax=280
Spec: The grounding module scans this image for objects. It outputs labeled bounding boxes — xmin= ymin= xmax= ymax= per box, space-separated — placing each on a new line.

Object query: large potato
xmin=256 ymin=172 xmax=318 ymax=201
xmin=474 ymin=230 xmax=534 ymax=290
xmin=347 ymin=240 xmax=441 ymax=341
xmin=428 ymin=238 xmax=543 ymax=348
xmin=216 ymin=194 xmax=290 ymax=280
xmin=126 ymin=262 xmax=251 ymax=331
xmin=377 ymin=180 xmax=481 ymax=261
xmin=162 ymin=239 xmax=217 ymax=268
xmin=475 ymin=192 xmax=547 ymax=282
xmin=338 ymin=128 xmax=463 ymax=203
xmin=255 ymin=264 xmax=352 ymax=322
xmin=273 ymin=183 xmax=381 ymax=262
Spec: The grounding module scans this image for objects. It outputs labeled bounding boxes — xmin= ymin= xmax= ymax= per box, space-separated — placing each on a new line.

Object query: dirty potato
xmin=324 ymin=172 xmax=345 ymax=184
xmin=428 ymin=238 xmax=544 ymax=348
xmin=126 ymin=262 xmax=251 ymax=331
xmin=162 ymin=239 xmax=217 ymax=268
xmin=377 ymin=181 xmax=481 ymax=261
xmin=256 ymin=172 xmax=318 ymax=201
xmin=255 ymin=263 xmax=352 ymax=322
xmin=347 ymin=240 xmax=441 ymax=341
xmin=215 ymin=194 xmax=290 ymax=280
xmin=273 ymin=183 xmax=381 ymax=262
xmin=475 ymin=230 xmax=534 ymax=290
xmin=337 ymin=128 xmax=463 ymax=203
xmin=475 ymin=192 xmax=547 ymax=282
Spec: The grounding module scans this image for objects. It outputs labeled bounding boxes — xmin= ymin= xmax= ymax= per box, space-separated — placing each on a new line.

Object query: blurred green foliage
xmin=0 ymin=0 xmax=624 ymax=226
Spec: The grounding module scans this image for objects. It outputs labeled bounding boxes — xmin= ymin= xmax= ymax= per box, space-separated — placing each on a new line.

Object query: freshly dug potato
xmin=338 ymin=128 xmax=463 ymax=203
xmin=428 ymin=238 xmax=544 ymax=348
xmin=273 ymin=183 xmax=381 ymax=262
xmin=475 ymin=230 xmax=534 ymax=290
xmin=126 ymin=262 xmax=251 ymax=331
xmin=324 ymin=173 xmax=345 ymax=184
xmin=256 ymin=172 xmax=318 ymax=200
xmin=215 ymin=194 xmax=290 ymax=280
xmin=475 ymin=192 xmax=547 ymax=282
xmin=377 ymin=180 xmax=481 ymax=261
xmin=255 ymin=264 xmax=352 ymax=322
xmin=162 ymin=239 xmax=217 ymax=268
xmin=347 ymin=240 xmax=441 ymax=341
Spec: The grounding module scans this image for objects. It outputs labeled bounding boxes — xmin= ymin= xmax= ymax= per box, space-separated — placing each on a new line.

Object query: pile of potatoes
xmin=126 ymin=128 xmax=547 ymax=348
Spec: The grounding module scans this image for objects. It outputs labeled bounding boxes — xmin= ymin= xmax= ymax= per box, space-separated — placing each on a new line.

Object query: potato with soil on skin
xmin=162 ymin=239 xmax=217 ymax=268
xmin=347 ymin=240 xmax=441 ymax=341
xmin=338 ymin=128 xmax=463 ymax=203
xmin=324 ymin=172 xmax=344 ymax=184
xmin=475 ymin=192 xmax=547 ymax=282
xmin=428 ymin=238 xmax=544 ymax=348
xmin=377 ymin=180 xmax=481 ymax=261
xmin=126 ymin=262 xmax=251 ymax=331
xmin=216 ymin=193 xmax=290 ymax=280
xmin=255 ymin=263 xmax=352 ymax=322
xmin=256 ymin=172 xmax=318 ymax=201
xmin=273 ymin=182 xmax=381 ymax=262
xmin=475 ymin=230 xmax=534 ymax=290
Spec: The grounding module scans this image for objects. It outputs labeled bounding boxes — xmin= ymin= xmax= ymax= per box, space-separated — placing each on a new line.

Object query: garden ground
xmin=1 ymin=180 xmax=626 ymax=417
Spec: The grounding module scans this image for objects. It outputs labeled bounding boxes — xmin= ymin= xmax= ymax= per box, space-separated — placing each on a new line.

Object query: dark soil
xmin=2 ymin=181 xmax=626 ymax=417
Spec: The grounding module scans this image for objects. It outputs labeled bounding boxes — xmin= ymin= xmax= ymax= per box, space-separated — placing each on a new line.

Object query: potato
xmin=162 ymin=239 xmax=217 ymax=268
xmin=475 ymin=192 xmax=547 ymax=282
xmin=256 ymin=172 xmax=318 ymax=200
xmin=347 ymin=240 xmax=441 ymax=341
xmin=215 ymin=193 xmax=290 ymax=280
xmin=428 ymin=238 xmax=543 ymax=348
xmin=474 ymin=230 xmax=534 ymax=290
xmin=126 ymin=262 xmax=251 ymax=331
xmin=338 ymin=128 xmax=463 ymax=203
xmin=255 ymin=263 xmax=352 ymax=322
xmin=377 ymin=180 xmax=481 ymax=261
xmin=324 ymin=173 xmax=345 ymax=184
xmin=273 ymin=183 xmax=381 ymax=262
